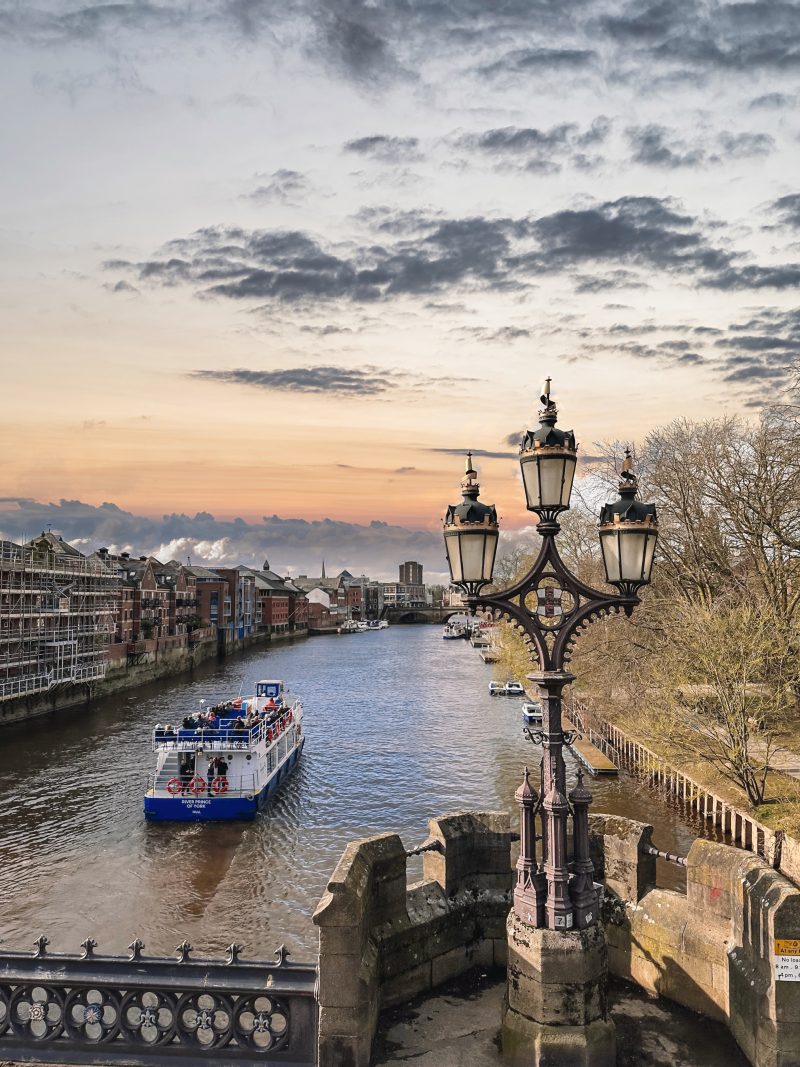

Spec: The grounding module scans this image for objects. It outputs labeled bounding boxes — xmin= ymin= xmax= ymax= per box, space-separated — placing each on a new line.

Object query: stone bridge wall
xmin=589 ymin=814 xmax=800 ymax=1067
xmin=312 ymin=810 xmax=512 ymax=1067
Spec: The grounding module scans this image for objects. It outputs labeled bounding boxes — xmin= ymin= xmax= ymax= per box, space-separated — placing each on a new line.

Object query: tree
xmin=642 ymin=597 xmax=792 ymax=806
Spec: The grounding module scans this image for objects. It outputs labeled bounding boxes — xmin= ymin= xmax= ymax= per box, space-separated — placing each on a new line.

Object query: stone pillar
xmin=502 ymin=911 xmax=617 ymax=1067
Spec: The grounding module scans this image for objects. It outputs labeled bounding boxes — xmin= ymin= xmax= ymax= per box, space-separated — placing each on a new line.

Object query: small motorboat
xmin=522 ymin=702 xmax=543 ymax=724
xmin=504 ymin=681 xmax=525 ymax=696
xmin=488 ymin=680 xmax=504 ymax=696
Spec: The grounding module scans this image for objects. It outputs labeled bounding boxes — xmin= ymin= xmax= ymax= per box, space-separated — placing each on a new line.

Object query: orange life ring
xmin=166 ymin=777 xmax=183 ymax=795
xmin=211 ymin=775 xmax=229 ymax=795
xmin=267 ymin=728 xmax=273 ymax=742
xmin=189 ymin=776 xmax=206 ymax=796
xmin=288 ymin=710 xmax=293 ymax=723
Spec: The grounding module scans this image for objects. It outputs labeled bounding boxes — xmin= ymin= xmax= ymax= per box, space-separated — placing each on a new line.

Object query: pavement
xmin=372 ymin=968 xmax=750 ymax=1067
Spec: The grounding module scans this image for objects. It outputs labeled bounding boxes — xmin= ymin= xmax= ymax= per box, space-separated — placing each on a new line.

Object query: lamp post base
xmin=502 ymin=912 xmax=616 ymax=1067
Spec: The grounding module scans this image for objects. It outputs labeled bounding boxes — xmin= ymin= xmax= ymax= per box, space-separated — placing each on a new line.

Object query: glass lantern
xmin=598 ymin=455 xmax=658 ymax=594
xmin=443 ymin=454 xmax=499 ymax=591
xmin=519 ymin=387 xmax=577 ymax=522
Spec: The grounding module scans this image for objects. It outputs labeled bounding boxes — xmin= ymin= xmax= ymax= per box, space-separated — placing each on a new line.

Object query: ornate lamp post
xmin=442 ymin=381 xmax=658 ymax=934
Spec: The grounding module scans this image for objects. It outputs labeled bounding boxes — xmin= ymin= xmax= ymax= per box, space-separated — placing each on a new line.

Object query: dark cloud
xmin=109 ymin=195 xmax=800 ymax=306
xmin=344 ymin=134 xmax=421 ymax=162
xmin=770 ymin=194 xmax=800 ymax=229
xmin=191 ymin=364 xmax=398 ymax=396
xmin=749 ymin=92 xmax=797 ymax=109
xmin=428 ymin=447 xmax=516 ymax=460
xmin=478 ymin=47 xmax=596 ymax=79
xmin=455 ymin=118 xmax=609 ymax=173
xmin=243 ymin=169 xmax=309 ymax=204
xmin=627 ymin=124 xmax=774 ymax=168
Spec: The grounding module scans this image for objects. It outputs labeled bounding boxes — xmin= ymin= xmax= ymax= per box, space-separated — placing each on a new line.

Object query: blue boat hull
xmin=143 ymin=739 xmax=304 ymax=822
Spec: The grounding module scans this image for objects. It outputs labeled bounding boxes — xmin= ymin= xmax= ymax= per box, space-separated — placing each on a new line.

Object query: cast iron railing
xmin=0 ymin=937 xmax=317 ymax=1066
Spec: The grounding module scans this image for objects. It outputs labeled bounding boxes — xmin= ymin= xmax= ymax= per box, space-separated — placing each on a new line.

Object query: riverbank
xmin=0 ymin=626 xmax=309 ymax=727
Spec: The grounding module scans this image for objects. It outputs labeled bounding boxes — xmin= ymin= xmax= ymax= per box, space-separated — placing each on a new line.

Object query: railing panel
xmin=0 ymin=941 xmax=317 ymax=1067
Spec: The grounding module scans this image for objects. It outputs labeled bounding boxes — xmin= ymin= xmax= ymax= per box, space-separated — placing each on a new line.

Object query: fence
xmin=0 ymin=938 xmax=317 ymax=1066
xmin=570 ymin=702 xmax=800 ymax=885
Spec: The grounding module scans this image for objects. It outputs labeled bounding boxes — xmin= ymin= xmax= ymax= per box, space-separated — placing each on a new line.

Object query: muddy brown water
xmin=0 ymin=628 xmax=719 ymax=959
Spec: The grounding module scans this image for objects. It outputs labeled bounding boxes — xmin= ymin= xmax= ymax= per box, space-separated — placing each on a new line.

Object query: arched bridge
xmin=382 ymin=606 xmax=467 ymax=624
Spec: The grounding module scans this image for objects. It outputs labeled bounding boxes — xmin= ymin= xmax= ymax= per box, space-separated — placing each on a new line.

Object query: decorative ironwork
xmin=469 ymin=530 xmax=636 ymax=674
xmin=0 ymin=937 xmax=317 ymax=1065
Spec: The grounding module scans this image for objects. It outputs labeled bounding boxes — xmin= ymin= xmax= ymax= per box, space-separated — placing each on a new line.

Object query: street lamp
xmin=442 ymin=381 xmax=658 ymax=933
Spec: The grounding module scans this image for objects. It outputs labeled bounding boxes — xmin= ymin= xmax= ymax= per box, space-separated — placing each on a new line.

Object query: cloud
xmin=749 ymin=92 xmax=797 ymax=109
xmin=0 ymin=496 xmax=446 ymax=581
xmin=108 ymin=194 xmax=800 ymax=307
xmin=454 ymin=118 xmax=609 ymax=173
xmin=478 ymin=47 xmax=596 ymax=79
xmin=344 ymin=134 xmax=421 ymax=162
xmin=626 ymin=124 xmax=774 ymax=168
xmin=103 ymin=279 xmax=140 ymax=294
xmin=191 ymin=364 xmax=398 ymax=396
xmin=243 ymin=169 xmax=309 ymax=204
xmin=190 ymin=363 xmax=473 ymax=397
xmin=770 ymin=194 xmax=800 ymax=229
xmin=427 ymin=448 xmax=516 ymax=460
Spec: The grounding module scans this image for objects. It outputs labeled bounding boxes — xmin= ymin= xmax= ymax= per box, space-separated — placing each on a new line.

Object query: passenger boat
xmin=443 ymin=622 xmax=466 ymax=639
xmin=143 ymin=680 xmax=304 ymax=822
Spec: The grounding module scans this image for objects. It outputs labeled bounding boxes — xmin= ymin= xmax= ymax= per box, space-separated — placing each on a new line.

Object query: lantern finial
xmin=619 ymin=447 xmax=637 ymax=492
xmin=539 ymin=377 xmax=556 ymax=417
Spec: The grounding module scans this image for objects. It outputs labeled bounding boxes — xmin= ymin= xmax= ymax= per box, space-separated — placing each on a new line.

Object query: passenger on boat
xmin=179 ymin=759 xmax=193 ymax=796
xmin=265 ymin=697 xmax=277 ymax=710
xmin=164 ymin=724 xmax=175 ymax=737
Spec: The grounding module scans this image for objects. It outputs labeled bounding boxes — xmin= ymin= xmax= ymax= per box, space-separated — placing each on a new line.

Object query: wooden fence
xmin=569 ymin=702 xmax=800 ymax=888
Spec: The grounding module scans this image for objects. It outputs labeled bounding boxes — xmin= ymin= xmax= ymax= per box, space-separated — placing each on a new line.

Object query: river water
xmin=0 ymin=627 xmax=711 ymax=960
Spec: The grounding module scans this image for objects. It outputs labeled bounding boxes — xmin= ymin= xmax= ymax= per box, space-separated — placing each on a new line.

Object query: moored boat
xmin=143 ymin=679 xmax=304 ymax=822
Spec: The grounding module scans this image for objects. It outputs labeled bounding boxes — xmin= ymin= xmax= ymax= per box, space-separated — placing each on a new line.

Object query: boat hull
xmin=143 ymin=739 xmax=304 ymax=822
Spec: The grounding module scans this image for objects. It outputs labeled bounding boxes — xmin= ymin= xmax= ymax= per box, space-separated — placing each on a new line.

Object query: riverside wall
xmin=315 ymin=809 xmax=800 ymax=1067
xmin=0 ymin=627 xmax=308 ymax=726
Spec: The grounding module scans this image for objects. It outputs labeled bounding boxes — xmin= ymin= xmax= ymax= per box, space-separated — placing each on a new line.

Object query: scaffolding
xmin=0 ymin=538 xmax=120 ymax=703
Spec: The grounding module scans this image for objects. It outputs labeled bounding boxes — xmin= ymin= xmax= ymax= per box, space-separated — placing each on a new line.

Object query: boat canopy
xmin=256 ymin=680 xmax=284 ymax=698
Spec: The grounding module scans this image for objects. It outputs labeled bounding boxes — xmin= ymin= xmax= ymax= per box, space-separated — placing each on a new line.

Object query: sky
xmin=1 ymin=0 xmax=799 ymax=578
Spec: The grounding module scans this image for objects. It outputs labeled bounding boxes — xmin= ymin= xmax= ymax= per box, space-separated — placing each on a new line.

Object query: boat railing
xmin=145 ymin=772 xmax=262 ymax=799
xmin=151 ymin=701 xmax=301 ymax=752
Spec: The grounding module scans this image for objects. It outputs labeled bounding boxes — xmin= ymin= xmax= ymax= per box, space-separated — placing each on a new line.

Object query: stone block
xmin=502 ymin=1011 xmax=617 ymax=1067
xmin=424 ymin=810 xmax=512 ymax=897
xmin=317 ymin=952 xmax=371 ymax=1007
xmin=380 ymin=960 xmax=432 ymax=1007
xmin=589 ymin=814 xmax=655 ymax=903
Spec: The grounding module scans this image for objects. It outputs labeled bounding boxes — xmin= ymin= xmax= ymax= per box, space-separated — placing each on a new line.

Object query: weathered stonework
xmin=590 ymin=814 xmax=800 ymax=1067
xmin=313 ymin=811 xmax=512 ymax=1067
xmin=502 ymin=913 xmax=616 ymax=1067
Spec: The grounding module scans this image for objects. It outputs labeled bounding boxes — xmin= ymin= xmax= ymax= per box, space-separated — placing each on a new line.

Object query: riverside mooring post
xmin=441 ymin=380 xmax=659 ymax=1066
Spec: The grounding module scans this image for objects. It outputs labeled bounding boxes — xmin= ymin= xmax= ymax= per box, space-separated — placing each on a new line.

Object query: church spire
xmin=321 ymin=559 xmax=326 ymax=580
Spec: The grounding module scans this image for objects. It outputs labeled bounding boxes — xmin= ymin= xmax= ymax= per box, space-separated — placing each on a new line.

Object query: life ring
xmin=267 ymin=728 xmax=273 ymax=742
xmin=166 ymin=777 xmax=183 ymax=795
xmin=288 ymin=710 xmax=293 ymax=723
xmin=189 ymin=776 xmax=206 ymax=796
xmin=211 ymin=775 xmax=229 ymax=795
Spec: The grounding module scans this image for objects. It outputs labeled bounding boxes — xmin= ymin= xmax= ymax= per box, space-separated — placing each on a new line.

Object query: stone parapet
xmin=313 ymin=810 xmax=512 ymax=1067
xmin=591 ymin=816 xmax=800 ymax=1067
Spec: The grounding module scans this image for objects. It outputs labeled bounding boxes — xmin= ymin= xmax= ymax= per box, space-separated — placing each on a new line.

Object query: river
xmin=0 ymin=627 xmax=713 ymax=960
